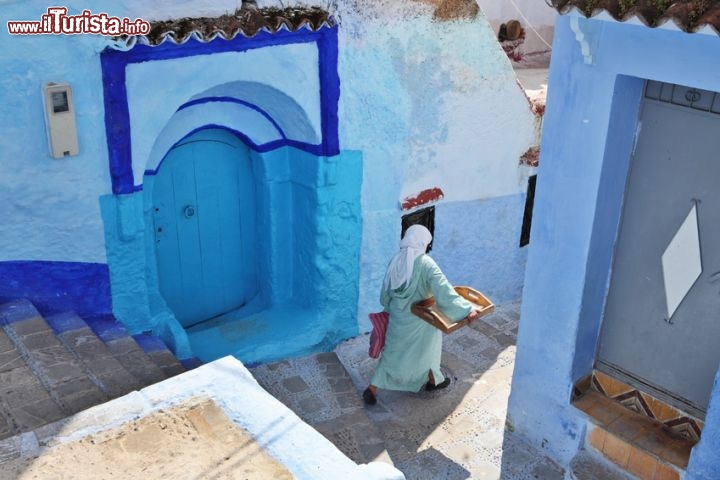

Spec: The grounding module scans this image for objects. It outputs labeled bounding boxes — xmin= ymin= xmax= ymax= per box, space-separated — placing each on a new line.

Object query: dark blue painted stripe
xmin=101 ymin=26 xmax=340 ymax=195
xmin=0 ymin=299 xmax=40 ymax=326
xmin=101 ymin=52 xmax=133 ymax=195
xmin=177 ymin=97 xmax=287 ymax=139
xmin=45 ymin=311 xmax=88 ymax=334
xmin=132 ymin=333 xmax=169 ymax=353
xmin=180 ymin=357 xmax=204 ymax=370
xmin=318 ymin=27 xmax=340 ymax=156
xmin=0 ymin=262 xmax=111 ymax=318
xmin=143 ymin=124 xmax=325 ymax=177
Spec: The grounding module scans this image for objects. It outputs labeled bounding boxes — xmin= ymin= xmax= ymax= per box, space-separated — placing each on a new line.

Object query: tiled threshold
xmin=573 ymin=390 xmax=694 ymax=480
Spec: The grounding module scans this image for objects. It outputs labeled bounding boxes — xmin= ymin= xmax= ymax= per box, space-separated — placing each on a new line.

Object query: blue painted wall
xmin=0 ymin=2 xmax=111 ymax=266
xmin=337 ymin=10 xmax=538 ymax=328
xmin=433 ymin=193 xmax=529 ymax=305
xmin=571 ymin=75 xmax=643 ymax=382
xmin=0 ymin=261 xmax=110 ymax=317
xmin=1 ymin=1 xmax=536 ymax=363
xmin=101 ymin=141 xmax=362 ymax=362
xmin=96 ymin=25 xmax=359 ymax=360
xmin=186 ymin=148 xmax=362 ymax=365
xmin=507 ymin=14 xmax=720 ymax=475
xmin=102 ymin=28 xmax=339 ymax=193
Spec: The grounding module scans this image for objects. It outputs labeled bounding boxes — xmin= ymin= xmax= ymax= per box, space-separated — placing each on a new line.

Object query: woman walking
xmin=363 ymin=224 xmax=479 ymax=405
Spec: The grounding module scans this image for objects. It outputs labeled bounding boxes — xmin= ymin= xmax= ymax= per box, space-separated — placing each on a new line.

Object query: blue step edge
xmin=84 ymin=314 xmax=130 ymax=342
xmin=45 ymin=311 xmax=87 ymax=334
xmin=180 ymin=357 xmax=203 ymax=370
xmin=0 ymin=299 xmax=41 ymax=326
xmin=132 ymin=332 xmax=169 ymax=354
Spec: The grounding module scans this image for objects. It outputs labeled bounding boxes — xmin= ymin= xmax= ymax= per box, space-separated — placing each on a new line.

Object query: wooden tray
xmin=411 ymin=286 xmax=495 ymax=334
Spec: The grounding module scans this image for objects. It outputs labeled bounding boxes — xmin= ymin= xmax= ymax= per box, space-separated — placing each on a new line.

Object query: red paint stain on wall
xmin=401 ymin=187 xmax=444 ymax=210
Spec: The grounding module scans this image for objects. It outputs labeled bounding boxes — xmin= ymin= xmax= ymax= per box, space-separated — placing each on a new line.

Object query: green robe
xmin=371 ymin=254 xmax=473 ymax=392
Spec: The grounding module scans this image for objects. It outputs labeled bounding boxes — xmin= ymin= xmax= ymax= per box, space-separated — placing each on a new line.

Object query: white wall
xmin=317 ymin=0 xmax=538 ymax=320
xmin=476 ymin=0 xmax=556 ymax=54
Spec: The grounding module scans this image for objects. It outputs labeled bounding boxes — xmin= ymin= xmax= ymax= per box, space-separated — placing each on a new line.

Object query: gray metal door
xmin=598 ymin=82 xmax=720 ymax=417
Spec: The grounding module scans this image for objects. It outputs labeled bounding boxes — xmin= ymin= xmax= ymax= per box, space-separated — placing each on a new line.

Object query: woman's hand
xmin=465 ymin=309 xmax=480 ymax=323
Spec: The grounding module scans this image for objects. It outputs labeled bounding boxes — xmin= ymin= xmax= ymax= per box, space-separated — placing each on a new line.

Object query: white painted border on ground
xmin=17 ymin=357 xmax=405 ymax=480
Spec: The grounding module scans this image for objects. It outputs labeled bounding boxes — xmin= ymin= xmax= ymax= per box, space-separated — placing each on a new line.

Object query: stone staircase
xmin=0 ymin=299 xmax=195 ymax=441
xmin=249 ymin=301 xmax=567 ymax=479
xmin=0 ymin=298 xmax=570 ymax=478
xmin=250 ymin=351 xmax=391 ymax=466
xmin=571 ymin=388 xmax=695 ymax=480
xmin=569 ymin=449 xmax=637 ymax=480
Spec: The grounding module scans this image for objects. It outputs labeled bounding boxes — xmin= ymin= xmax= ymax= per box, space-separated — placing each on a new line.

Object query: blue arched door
xmin=152 ymin=128 xmax=257 ymax=327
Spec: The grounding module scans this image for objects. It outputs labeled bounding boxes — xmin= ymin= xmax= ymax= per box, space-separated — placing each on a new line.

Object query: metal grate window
xmin=645 ymin=81 xmax=720 ymax=115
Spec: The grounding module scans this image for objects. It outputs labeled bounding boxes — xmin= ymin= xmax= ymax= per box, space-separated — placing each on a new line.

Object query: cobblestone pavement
xmin=251 ymin=301 xmax=566 ymax=480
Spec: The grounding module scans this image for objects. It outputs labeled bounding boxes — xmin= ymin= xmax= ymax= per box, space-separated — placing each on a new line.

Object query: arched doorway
xmin=151 ymin=128 xmax=258 ymax=327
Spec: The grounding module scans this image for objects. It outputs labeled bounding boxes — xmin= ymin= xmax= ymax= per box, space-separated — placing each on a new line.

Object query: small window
xmin=402 ymin=206 xmax=435 ymax=252
xmin=520 ymin=175 xmax=536 ymax=247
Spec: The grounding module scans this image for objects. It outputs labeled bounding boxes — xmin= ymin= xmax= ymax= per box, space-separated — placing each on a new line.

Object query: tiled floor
xmin=574 ymin=390 xmax=692 ymax=480
xmin=590 ymin=370 xmax=703 ymax=443
xmin=252 ymin=301 xmax=566 ymax=480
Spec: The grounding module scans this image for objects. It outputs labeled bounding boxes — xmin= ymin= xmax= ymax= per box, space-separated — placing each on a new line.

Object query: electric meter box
xmin=43 ymin=83 xmax=79 ymax=158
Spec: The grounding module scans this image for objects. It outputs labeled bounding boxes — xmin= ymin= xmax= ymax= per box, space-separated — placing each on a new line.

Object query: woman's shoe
xmin=363 ymin=388 xmax=377 ymax=405
xmin=425 ymin=377 xmax=451 ymax=391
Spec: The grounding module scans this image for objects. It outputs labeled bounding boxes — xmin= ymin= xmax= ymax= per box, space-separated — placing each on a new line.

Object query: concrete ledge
xmin=6 ymin=356 xmax=404 ymax=480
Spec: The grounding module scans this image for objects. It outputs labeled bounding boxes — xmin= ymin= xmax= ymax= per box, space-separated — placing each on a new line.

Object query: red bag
xmin=368 ymin=311 xmax=389 ymax=359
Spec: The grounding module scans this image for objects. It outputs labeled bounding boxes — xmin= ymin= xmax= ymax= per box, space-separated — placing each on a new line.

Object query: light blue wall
xmin=99 ymin=189 xmax=194 ymax=358
xmin=71 ymin=12 xmax=353 ymax=360
xmin=1 ymin=1 xmax=535 ymax=362
xmin=433 ymin=194 xmax=529 ymax=306
xmin=293 ymin=149 xmax=364 ymax=341
xmin=0 ymin=1 xmax=328 ymax=265
xmin=571 ymin=75 xmax=643 ymax=381
xmin=125 ymin=42 xmax=321 ymax=186
xmin=339 ymin=14 xmax=538 ymax=326
xmin=101 ymin=135 xmax=362 ymax=358
xmin=508 ymin=15 xmax=720 ymax=475
xmin=0 ymin=2 xmax=111 ymax=264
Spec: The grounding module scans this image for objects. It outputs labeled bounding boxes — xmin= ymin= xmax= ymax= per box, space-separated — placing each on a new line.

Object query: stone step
xmin=570 ymin=450 xmax=636 ymax=480
xmin=0 ymin=300 xmax=107 ymax=417
xmin=45 ymin=312 xmax=142 ymax=399
xmin=132 ymin=333 xmax=186 ymax=378
xmin=0 ymin=327 xmax=64 ymax=440
xmin=249 ymin=351 xmax=392 ymax=466
xmin=86 ymin=316 xmax=167 ymax=387
xmin=573 ymin=390 xmax=689 ymax=480
xmin=180 ymin=357 xmax=204 ymax=370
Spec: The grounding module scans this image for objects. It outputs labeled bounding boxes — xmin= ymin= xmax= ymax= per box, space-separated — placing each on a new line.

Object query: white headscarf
xmin=383 ymin=224 xmax=433 ymax=291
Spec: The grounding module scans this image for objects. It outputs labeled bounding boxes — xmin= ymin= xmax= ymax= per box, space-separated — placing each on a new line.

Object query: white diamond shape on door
xmin=661 ymin=204 xmax=703 ymax=319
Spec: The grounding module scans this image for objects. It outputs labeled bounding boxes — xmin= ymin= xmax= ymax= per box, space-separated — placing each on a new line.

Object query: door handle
xmin=183 ymin=205 xmax=196 ymax=218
